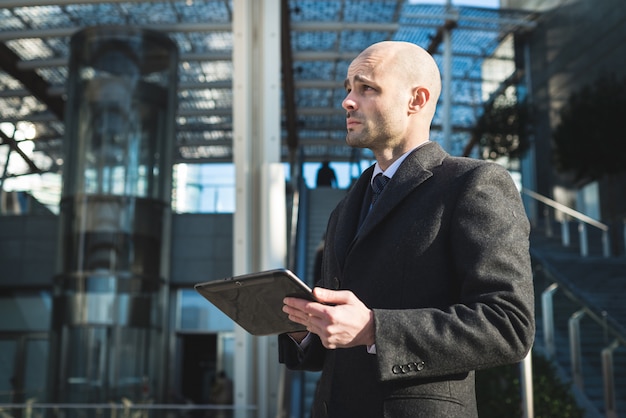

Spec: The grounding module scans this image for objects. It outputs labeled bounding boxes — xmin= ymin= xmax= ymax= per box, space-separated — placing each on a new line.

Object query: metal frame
xmin=0 ymin=0 xmax=538 ymax=184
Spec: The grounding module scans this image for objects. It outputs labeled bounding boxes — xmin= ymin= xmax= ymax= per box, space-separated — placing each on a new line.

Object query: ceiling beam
xmin=0 ymin=131 xmax=42 ymax=175
xmin=1 ymin=0 xmax=223 ymax=8
xmin=281 ymin=0 xmax=299 ymax=159
xmin=0 ymin=22 xmax=232 ymax=42
xmin=427 ymin=19 xmax=458 ymax=55
xmin=0 ymin=42 xmax=65 ymax=121
xmin=403 ymin=10 xmax=537 ymax=31
xmin=0 ymin=97 xmax=487 ymax=124
xmin=290 ymin=21 xmax=399 ymax=32
xmin=12 ymin=46 xmax=515 ymax=72
xmin=0 ymin=40 xmax=61 ymax=178
xmin=0 ymin=20 xmax=410 ymax=43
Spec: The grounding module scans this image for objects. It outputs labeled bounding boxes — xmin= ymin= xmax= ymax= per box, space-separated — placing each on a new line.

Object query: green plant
xmin=476 ymin=353 xmax=585 ymax=418
xmin=552 ymin=74 xmax=626 ymax=183
xmin=475 ymin=102 xmax=530 ymax=161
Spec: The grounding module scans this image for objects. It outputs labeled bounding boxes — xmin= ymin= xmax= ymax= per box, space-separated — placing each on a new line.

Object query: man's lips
xmin=346 ymin=119 xmax=360 ymax=129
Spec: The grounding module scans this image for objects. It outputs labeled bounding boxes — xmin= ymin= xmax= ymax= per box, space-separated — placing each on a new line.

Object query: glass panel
xmin=64 ymin=326 xmax=108 ymax=403
xmin=24 ymin=338 xmax=48 ymax=402
xmin=112 ymin=327 xmax=152 ymax=402
xmin=0 ymin=339 xmax=17 ymax=403
xmin=60 ymin=325 xmax=159 ymax=404
xmin=0 ymin=292 xmax=51 ymax=332
xmin=218 ymin=332 xmax=235 ymax=383
xmin=179 ymin=289 xmax=233 ymax=332
xmin=172 ymin=163 xmax=235 ymax=213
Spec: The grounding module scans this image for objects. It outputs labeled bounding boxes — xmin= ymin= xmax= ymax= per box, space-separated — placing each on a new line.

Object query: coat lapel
xmin=331 ymin=142 xmax=447 ymax=269
xmin=345 ymin=142 xmax=447 ymax=249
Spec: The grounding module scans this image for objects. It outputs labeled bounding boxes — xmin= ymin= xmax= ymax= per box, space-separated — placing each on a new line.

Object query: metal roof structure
xmin=0 ymin=0 xmax=537 ymax=184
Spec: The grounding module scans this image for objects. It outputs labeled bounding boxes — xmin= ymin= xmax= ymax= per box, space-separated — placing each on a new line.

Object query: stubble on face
xmin=343 ymin=48 xmax=407 ymax=154
xmin=343 ymin=41 xmax=442 ymax=165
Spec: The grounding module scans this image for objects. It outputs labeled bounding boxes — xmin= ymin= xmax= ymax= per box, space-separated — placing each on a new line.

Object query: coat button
xmin=408 ymin=361 xmax=425 ymax=372
xmin=393 ymin=362 xmax=425 ymax=374
xmin=332 ymin=276 xmax=340 ymax=289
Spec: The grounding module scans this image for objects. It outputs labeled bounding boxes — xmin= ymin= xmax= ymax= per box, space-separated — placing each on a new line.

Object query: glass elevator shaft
xmin=48 ymin=26 xmax=178 ymax=406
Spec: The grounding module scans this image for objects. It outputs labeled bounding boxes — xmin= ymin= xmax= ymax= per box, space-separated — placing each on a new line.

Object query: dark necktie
xmin=371 ymin=173 xmax=390 ymax=206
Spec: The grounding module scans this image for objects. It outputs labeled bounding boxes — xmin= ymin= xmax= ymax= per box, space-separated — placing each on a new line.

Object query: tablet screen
xmin=194 ymin=268 xmax=314 ymax=335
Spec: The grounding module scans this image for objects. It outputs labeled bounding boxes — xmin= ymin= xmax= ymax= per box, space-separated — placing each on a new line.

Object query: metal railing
xmin=524 ymin=188 xmax=626 ymax=417
xmin=537 ymin=265 xmax=626 ymax=418
xmin=0 ymin=402 xmax=253 ymax=418
xmin=522 ymin=188 xmax=612 ymax=258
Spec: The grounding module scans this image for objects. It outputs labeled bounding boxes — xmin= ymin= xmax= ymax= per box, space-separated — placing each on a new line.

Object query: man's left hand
xmin=283 ymin=287 xmax=375 ymax=349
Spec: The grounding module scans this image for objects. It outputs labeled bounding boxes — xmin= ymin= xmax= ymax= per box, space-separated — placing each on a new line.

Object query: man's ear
xmin=408 ymin=86 xmax=429 ymax=114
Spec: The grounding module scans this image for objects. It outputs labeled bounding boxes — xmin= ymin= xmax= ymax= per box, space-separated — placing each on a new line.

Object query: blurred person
xmin=316 ymin=160 xmax=338 ymax=188
xmin=209 ymin=371 xmax=233 ymax=418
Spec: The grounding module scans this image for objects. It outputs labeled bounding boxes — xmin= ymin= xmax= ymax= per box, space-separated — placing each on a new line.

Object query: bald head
xmin=342 ymin=41 xmax=442 ymax=162
xmin=356 ymin=41 xmax=442 ymax=115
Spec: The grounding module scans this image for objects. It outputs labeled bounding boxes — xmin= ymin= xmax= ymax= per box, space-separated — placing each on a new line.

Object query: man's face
xmin=341 ymin=52 xmax=410 ymax=152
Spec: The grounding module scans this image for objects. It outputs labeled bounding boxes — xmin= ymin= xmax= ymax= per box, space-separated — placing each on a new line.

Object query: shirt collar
xmin=370 ymin=141 xmax=428 ymax=185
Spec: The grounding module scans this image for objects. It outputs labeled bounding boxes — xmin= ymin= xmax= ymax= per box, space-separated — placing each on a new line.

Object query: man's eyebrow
xmin=344 ymin=74 xmax=372 ymax=89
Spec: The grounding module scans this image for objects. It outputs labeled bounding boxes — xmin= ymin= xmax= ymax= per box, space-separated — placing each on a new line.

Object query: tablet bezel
xmin=194 ymin=268 xmax=314 ymax=336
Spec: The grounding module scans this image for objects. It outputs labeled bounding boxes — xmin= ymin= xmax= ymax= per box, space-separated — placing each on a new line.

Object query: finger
xmin=282 ymin=305 xmax=309 ymax=325
xmin=284 ymin=296 xmax=325 ymax=315
xmin=283 ymin=296 xmax=310 ymax=309
xmin=285 ymin=296 xmax=331 ymax=319
xmin=312 ymin=287 xmax=355 ymax=305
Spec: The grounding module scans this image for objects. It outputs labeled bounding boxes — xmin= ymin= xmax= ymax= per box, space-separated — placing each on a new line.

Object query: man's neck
xmin=374 ymin=140 xmax=429 ymax=171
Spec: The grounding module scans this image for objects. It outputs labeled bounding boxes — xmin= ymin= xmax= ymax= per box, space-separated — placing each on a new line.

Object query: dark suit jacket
xmin=279 ymin=142 xmax=535 ymax=418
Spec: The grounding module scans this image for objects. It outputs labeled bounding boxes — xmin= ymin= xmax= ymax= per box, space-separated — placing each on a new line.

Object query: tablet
xmin=194 ymin=268 xmax=315 ymax=336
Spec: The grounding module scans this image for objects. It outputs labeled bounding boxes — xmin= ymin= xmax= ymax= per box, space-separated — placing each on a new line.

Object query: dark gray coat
xmin=279 ymin=142 xmax=535 ymax=418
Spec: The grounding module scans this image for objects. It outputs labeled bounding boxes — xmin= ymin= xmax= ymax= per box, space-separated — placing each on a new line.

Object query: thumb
xmin=313 ymin=287 xmax=353 ymax=305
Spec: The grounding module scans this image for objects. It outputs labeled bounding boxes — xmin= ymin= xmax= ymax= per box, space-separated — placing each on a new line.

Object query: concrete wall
xmin=169 ymin=213 xmax=233 ymax=285
xmin=0 ymin=213 xmax=233 ymax=288
xmin=0 ymin=215 xmax=58 ymax=287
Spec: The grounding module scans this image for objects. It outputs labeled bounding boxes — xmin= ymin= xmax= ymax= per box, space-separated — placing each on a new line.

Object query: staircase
xmin=285 ymin=186 xmax=345 ymax=418
xmin=531 ymin=223 xmax=626 ymax=418
xmin=303 ymin=187 xmax=347 ymax=285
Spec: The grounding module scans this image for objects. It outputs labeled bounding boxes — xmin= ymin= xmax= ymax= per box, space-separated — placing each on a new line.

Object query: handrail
xmin=522 ymin=188 xmax=611 ymax=257
xmin=533 ymin=260 xmax=626 ymax=347
xmin=536 ymin=263 xmax=626 ymax=418
xmin=283 ymin=175 xmax=310 ymax=418
xmin=522 ymin=188 xmax=608 ymax=231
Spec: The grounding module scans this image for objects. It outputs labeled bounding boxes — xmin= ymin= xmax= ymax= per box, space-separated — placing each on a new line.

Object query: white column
xmin=442 ymin=0 xmax=453 ymax=153
xmin=520 ymin=352 xmax=534 ymax=418
xmin=520 ymin=39 xmax=538 ymax=223
xmin=232 ymin=0 xmax=284 ymax=417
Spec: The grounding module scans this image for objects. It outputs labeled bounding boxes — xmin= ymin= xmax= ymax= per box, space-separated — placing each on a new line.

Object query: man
xmin=280 ymin=41 xmax=534 ymax=418
xmin=316 ymin=160 xmax=338 ymax=188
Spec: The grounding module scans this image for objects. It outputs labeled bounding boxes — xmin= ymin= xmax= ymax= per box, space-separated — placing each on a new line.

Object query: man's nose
xmin=342 ymin=94 xmax=356 ymax=111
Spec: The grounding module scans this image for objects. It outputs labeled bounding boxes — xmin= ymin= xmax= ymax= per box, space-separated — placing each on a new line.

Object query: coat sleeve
xmin=372 ymin=162 xmax=534 ymax=382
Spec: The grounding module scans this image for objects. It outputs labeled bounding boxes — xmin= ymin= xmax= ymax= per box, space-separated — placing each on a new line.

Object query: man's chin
xmin=345 ymin=134 xmax=367 ymax=148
